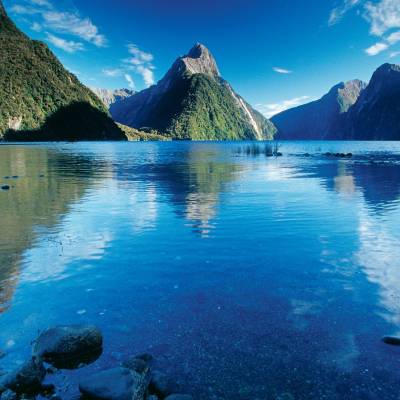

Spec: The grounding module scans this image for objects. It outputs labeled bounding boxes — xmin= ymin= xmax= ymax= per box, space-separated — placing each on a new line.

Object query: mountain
xmin=0 ymin=1 xmax=125 ymax=141
xmin=91 ymin=88 xmax=135 ymax=109
xmin=343 ymin=64 xmax=400 ymax=140
xmin=272 ymin=80 xmax=366 ymax=140
xmin=110 ymin=43 xmax=277 ymax=140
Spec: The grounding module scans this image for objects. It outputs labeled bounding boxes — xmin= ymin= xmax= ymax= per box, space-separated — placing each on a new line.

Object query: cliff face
xmin=343 ymin=64 xmax=400 ymax=140
xmin=272 ymin=80 xmax=366 ymax=140
xmin=0 ymin=0 xmax=125 ymax=141
xmin=110 ymin=43 xmax=277 ymax=140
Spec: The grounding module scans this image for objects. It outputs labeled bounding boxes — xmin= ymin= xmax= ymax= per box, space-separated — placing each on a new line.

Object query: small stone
xmin=165 ymin=395 xmax=193 ymax=400
xmin=149 ymin=371 xmax=177 ymax=398
xmin=1 ymin=185 xmax=10 ymax=191
xmin=33 ymin=325 xmax=103 ymax=369
xmin=382 ymin=336 xmax=400 ymax=346
xmin=79 ymin=367 xmax=148 ymax=400
xmin=1 ymin=358 xmax=46 ymax=395
xmin=0 ymin=390 xmax=17 ymax=400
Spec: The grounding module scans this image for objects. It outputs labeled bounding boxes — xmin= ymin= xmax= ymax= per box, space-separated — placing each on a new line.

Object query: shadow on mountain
xmin=0 ymin=147 xmax=103 ymax=312
xmin=3 ymin=101 xmax=126 ymax=142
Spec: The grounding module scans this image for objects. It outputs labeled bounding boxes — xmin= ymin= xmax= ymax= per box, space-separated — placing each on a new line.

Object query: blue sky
xmin=4 ymin=0 xmax=400 ymax=117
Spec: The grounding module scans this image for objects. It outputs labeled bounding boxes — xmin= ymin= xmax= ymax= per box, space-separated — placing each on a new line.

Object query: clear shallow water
xmin=0 ymin=141 xmax=400 ymax=399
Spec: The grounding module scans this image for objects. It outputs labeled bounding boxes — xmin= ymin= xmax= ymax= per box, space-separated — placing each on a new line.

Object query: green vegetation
xmin=117 ymin=123 xmax=170 ymax=141
xmin=0 ymin=4 xmax=124 ymax=141
xmin=135 ymin=74 xmax=276 ymax=140
xmin=166 ymin=74 xmax=273 ymax=140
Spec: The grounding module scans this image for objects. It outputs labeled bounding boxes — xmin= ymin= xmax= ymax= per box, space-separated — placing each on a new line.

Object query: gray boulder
xmin=33 ymin=325 xmax=102 ymax=369
xmin=79 ymin=367 xmax=149 ymax=400
xmin=1 ymin=358 xmax=45 ymax=395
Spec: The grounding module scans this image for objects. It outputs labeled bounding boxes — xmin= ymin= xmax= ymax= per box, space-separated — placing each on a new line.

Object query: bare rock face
xmin=92 ymin=88 xmax=135 ymax=109
xmin=181 ymin=43 xmax=220 ymax=77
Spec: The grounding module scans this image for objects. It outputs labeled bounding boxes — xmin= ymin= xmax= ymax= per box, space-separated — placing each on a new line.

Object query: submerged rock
xmin=122 ymin=358 xmax=148 ymax=374
xmin=79 ymin=367 xmax=148 ymax=400
xmin=1 ymin=358 xmax=46 ymax=395
xmin=149 ymin=371 xmax=177 ymax=398
xmin=33 ymin=325 xmax=102 ymax=369
xmin=0 ymin=390 xmax=17 ymax=400
xmin=165 ymin=395 xmax=193 ymax=400
xmin=382 ymin=336 xmax=400 ymax=346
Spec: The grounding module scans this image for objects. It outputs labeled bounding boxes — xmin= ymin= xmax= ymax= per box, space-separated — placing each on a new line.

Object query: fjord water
xmin=1 ymin=142 xmax=400 ymax=399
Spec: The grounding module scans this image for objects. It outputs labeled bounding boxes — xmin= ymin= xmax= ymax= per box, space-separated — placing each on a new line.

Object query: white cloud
xmin=42 ymin=11 xmax=106 ymax=47
xmin=329 ymin=0 xmax=361 ymax=26
xmin=123 ymin=44 xmax=155 ymax=87
xmin=11 ymin=5 xmax=40 ymax=14
xmin=365 ymin=41 xmax=389 ymax=55
xmin=256 ymin=96 xmax=311 ymax=118
xmin=11 ymin=1 xmax=106 ymax=47
xmin=124 ymin=74 xmax=135 ymax=89
xmin=135 ymin=65 xmax=155 ymax=86
xmin=389 ymin=50 xmax=400 ymax=58
xmin=103 ymin=68 xmax=123 ymax=77
xmin=331 ymin=0 xmax=400 ymax=57
xmin=273 ymin=67 xmax=293 ymax=74
xmin=31 ymin=22 xmax=42 ymax=31
xmin=29 ymin=0 xmax=52 ymax=7
xmin=365 ymin=0 xmax=400 ymax=36
xmin=46 ymin=33 xmax=85 ymax=53
xmin=387 ymin=30 xmax=400 ymax=44
xmin=127 ymin=44 xmax=154 ymax=63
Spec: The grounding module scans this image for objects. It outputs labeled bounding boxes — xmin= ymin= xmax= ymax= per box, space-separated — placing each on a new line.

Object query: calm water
xmin=1 ymin=141 xmax=400 ymax=399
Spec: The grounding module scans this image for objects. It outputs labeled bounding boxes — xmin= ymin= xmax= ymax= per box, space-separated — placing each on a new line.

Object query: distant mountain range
xmin=108 ymin=43 xmax=277 ymax=140
xmin=91 ymin=88 xmax=135 ymax=109
xmin=273 ymin=64 xmax=400 ymax=140
xmin=0 ymin=0 xmax=125 ymax=141
xmin=2 ymin=0 xmax=400 ymax=142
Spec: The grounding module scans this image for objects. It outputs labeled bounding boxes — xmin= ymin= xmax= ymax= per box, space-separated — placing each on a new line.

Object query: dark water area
xmin=0 ymin=141 xmax=400 ymax=399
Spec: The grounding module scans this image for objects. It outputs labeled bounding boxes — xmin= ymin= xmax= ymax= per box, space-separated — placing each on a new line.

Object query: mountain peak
xmin=0 ymin=0 xmax=5 ymax=16
xmin=181 ymin=43 xmax=220 ymax=77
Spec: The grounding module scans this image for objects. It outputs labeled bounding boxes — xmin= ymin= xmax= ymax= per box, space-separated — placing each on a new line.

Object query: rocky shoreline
xmin=0 ymin=325 xmax=192 ymax=400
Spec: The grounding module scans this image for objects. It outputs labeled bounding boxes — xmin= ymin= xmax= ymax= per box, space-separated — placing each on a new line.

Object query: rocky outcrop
xmin=110 ymin=43 xmax=277 ymax=140
xmin=92 ymin=88 xmax=135 ymax=108
xmin=272 ymin=80 xmax=366 ymax=140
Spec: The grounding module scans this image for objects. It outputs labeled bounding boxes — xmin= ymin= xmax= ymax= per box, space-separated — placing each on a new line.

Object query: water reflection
xmin=0 ymin=146 xmax=99 ymax=312
xmin=0 ymin=142 xmax=400 ymax=399
xmin=116 ymin=146 xmax=243 ymax=237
